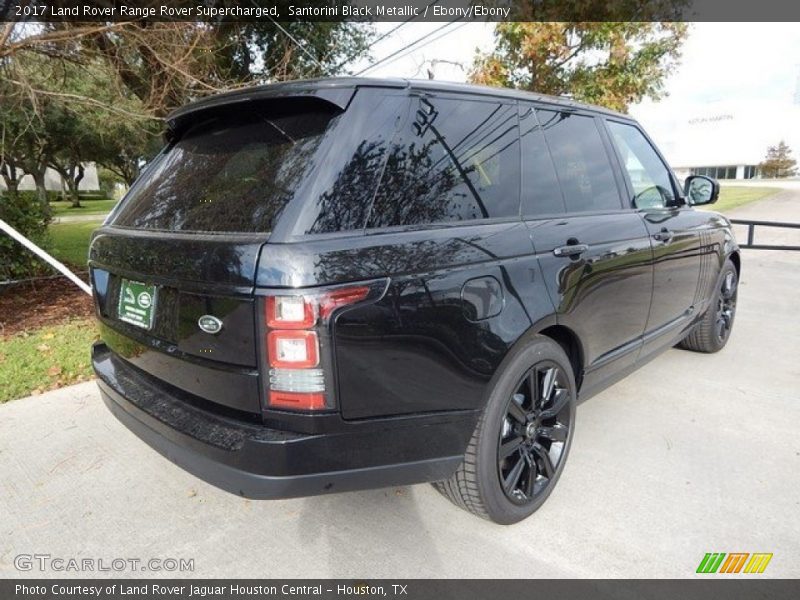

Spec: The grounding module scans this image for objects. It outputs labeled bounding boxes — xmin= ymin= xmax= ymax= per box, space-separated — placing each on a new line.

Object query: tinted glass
xmin=607 ymin=120 xmax=675 ymax=209
xmin=112 ymin=102 xmax=339 ymax=233
xmin=367 ymin=96 xmax=520 ymax=228
xmin=536 ymin=110 xmax=621 ymax=213
xmin=300 ymin=91 xmax=406 ymax=234
xmin=519 ymin=105 xmax=566 ymax=216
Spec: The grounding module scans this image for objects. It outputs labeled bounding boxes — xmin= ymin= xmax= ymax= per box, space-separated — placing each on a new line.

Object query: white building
xmin=0 ymin=162 xmax=100 ymax=193
xmin=634 ymin=99 xmax=800 ymax=181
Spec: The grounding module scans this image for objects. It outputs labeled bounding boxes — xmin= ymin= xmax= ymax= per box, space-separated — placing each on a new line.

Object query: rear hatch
xmin=90 ymin=95 xmax=347 ymax=417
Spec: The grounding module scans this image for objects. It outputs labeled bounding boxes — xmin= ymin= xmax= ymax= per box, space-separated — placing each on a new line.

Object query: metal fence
xmin=729 ymin=219 xmax=800 ymax=251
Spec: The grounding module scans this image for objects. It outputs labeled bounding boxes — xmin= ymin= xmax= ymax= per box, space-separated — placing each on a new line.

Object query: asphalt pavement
xmin=1 ymin=192 xmax=798 ymax=579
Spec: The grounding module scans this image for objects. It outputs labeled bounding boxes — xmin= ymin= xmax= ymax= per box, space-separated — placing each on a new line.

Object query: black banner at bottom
xmin=2 ymin=580 xmax=799 ymax=600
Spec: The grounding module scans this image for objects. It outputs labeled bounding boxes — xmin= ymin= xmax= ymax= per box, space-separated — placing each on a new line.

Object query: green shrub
xmin=0 ymin=191 xmax=52 ymax=281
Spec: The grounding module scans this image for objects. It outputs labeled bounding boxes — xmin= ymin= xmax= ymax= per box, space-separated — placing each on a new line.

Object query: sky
xmin=346 ymin=22 xmax=800 ymax=167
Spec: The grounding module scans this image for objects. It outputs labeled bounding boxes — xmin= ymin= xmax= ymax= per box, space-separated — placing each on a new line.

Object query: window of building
xmin=691 ymin=165 xmax=739 ymax=180
xmin=536 ymin=110 xmax=621 ymax=213
xmin=367 ymin=96 xmax=520 ymax=228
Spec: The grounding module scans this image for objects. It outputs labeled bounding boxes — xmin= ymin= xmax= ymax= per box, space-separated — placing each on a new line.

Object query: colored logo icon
xmin=697 ymin=552 xmax=773 ymax=574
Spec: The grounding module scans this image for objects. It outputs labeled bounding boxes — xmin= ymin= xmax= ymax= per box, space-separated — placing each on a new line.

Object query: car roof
xmin=167 ymin=77 xmax=633 ymax=125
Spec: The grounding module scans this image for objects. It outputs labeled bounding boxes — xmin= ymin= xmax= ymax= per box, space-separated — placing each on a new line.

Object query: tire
xmin=433 ymin=335 xmax=577 ymax=524
xmin=679 ymin=259 xmax=738 ymax=353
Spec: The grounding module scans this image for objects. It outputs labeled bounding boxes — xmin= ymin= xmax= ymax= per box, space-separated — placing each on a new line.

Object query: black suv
xmin=90 ymin=78 xmax=740 ymax=524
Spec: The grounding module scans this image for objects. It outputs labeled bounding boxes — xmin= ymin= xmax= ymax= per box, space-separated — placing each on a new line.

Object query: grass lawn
xmin=49 ymin=220 xmax=103 ymax=268
xmin=51 ymin=198 xmax=117 ymax=217
xmin=700 ymin=186 xmax=780 ymax=214
xmin=0 ymin=317 xmax=98 ymax=403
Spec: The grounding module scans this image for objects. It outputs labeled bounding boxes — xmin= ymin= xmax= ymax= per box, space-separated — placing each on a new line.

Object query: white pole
xmin=0 ymin=217 xmax=93 ymax=296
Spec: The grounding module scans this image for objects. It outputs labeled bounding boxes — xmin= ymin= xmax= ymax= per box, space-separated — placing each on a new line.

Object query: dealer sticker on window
xmin=118 ymin=279 xmax=156 ymax=330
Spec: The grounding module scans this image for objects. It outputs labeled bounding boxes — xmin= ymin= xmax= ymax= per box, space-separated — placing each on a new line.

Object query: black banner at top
xmin=2 ymin=0 xmax=799 ymax=23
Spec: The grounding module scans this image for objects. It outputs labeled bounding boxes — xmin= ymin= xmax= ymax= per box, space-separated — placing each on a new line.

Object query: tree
xmin=759 ymin=141 xmax=797 ymax=179
xmin=2 ymin=16 xmax=373 ymax=118
xmin=470 ymin=18 xmax=688 ymax=113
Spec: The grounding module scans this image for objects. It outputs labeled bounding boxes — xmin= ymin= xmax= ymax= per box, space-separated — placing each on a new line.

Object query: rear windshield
xmin=111 ymin=103 xmax=340 ymax=233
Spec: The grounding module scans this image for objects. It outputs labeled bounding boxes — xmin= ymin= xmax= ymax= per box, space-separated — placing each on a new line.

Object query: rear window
xmin=111 ymin=103 xmax=340 ymax=233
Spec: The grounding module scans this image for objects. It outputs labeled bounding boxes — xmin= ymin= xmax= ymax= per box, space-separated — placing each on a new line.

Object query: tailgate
xmin=89 ymin=228 xmax=265 ymax=415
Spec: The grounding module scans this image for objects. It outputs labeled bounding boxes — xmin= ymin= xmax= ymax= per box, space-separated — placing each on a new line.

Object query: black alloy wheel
xmin=433 ymin=335 xmax=577 ymax=524
xmin=715 ymin=269 xmax=737 ymax=344
xmin=498 ymin=362 xmax=572 ymax=505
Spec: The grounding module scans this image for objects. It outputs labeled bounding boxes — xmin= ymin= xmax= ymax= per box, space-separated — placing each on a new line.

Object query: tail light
xmin=261 ymin=282 xmax=381 ymax=412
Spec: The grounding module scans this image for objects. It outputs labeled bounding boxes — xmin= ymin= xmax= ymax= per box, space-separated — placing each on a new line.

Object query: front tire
xmin=433 ymin=335 xmax=577 ymax=524
xmin=679 ymin=258 xmax=738 ymax=353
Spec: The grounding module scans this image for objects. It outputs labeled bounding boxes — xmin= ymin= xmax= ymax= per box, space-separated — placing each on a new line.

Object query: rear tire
xmin=433 ymin=335 xmax=576 ymax=524
xmin=679 ymin=259 xmax=738 ymax=353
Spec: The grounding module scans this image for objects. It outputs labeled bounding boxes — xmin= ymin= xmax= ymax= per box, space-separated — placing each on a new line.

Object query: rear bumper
xmin=92 ymin=343 xmax=472 ymax=499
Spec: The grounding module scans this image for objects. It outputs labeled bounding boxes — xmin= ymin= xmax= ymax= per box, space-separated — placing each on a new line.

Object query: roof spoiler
xmin=164 ymin=84 xmax=356 ymax=143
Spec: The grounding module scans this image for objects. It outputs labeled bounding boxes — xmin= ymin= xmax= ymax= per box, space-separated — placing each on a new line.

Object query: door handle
xmin=553 ymin=243 xmax=589 ymax=258
xmin=653 ymin=228 xmax=674 ymax=243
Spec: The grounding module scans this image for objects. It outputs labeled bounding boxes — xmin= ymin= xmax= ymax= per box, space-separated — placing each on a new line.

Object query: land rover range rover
xmin=90 ymin=78 xmax=739 ymax=524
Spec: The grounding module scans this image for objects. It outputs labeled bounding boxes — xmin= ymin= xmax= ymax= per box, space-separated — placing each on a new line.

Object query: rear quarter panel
xmin=257 ymin=222 xmax=551 ymax=419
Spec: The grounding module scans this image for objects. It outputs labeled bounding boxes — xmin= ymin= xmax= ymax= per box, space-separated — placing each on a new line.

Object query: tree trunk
xmin=70 ymin=163 xmax=85 ymax=207
xmin=0 ymin=159 xmax=21 ymax=201
xmin=31 ymin=168 xmax=48 ymax=207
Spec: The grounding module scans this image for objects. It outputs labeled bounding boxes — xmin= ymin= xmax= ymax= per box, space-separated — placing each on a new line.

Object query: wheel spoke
xmin=540 ymin=388 xmax=569 ymax=420
xmin=716 ymin=317 xmax=726 ymax=338
xmin=538 ymin=424 xmax=568 ymax=443
xmin=499 ymin=435 xmax=524 ymax=460
xmin=722 ymin=273 xmax=737 ymax=299
xmin=507 ymin=397 xmax=528 ymax=424
xmin=541 ymin=367 xmax=556 ymax=408
xmin=527 ymin=368 xmax=540 ymax=406
xmin=503 ymin=454 xmax=526 ymax=493
xmin=524 ymin=452 xmax=537 ymax=498
xmin=532 ymin=444 xmax=555 ymax=479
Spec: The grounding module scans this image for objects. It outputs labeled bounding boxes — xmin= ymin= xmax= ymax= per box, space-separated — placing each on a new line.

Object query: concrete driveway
xmin=2 ymin=194 xmax=799 ymax=579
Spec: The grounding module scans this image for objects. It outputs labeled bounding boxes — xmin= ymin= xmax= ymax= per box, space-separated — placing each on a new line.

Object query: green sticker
xmin=118 ymin=279 xmax=156 ymax=330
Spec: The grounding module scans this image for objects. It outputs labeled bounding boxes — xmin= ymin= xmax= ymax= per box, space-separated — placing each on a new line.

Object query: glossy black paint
xmin=90 ymin=78 xmax=740 ymax=498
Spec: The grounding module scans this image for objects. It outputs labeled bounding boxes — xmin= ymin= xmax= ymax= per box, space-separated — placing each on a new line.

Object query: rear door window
xmin=366 ymin=95 xmax=520 ymax=228
xmin=536 ymin=110 xmax=622 ymax=213
xmin=111 ymin=101 xmax=340 ymax=233
xmin=519 ymin=104 xmax=566 ymax=217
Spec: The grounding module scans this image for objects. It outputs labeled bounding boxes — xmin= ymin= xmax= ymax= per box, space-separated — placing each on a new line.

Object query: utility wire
xmin=369 ymin=21 xmax=471 ymax=76
xmin=267 ymin=16 xmax=328 ymax=75
xmin=355 ymin=21 xmax=461 ymax=77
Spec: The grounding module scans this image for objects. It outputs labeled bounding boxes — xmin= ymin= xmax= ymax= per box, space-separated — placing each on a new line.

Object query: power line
xmin=267 ymin=16 xmax=328 ymax=75
xmin=355 ymin=21 xmax=461 ymax=77
xmin=372 ymin=21 xmax=471 ymax=75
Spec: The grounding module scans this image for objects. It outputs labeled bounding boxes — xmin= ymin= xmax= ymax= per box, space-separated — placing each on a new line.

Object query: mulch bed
xmin=0 ymin=276 xmax=94 ymax=338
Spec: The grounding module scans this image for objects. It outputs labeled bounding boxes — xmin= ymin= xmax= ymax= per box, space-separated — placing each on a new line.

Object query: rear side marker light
xmin=269 ymin=391 xmax=326 ymax=411
xmin=266 ymin=295 xmax=316 ymax=329
xmin=319 ymin=286 xmax=370 ymax=320
xmin=267 ymin=330 xmax=319 ymax=369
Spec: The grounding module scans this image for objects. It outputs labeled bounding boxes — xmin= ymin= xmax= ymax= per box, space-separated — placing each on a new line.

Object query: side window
xmin=519 ymin=104 xmax=566 ymax=217
xmin=303 ymin=91 xmax=406 ymax=234
xmin=367 ymin=96 xmax=520 ymax=228
xmin=536 ymin=110 xmax=622 ymax=213
xmin=607 ymin=120 xmax=675 ymax=209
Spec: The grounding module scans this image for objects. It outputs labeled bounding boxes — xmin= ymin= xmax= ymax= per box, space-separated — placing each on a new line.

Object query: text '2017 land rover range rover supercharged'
xmin=90 ymin=78 xmax=739 ymax=524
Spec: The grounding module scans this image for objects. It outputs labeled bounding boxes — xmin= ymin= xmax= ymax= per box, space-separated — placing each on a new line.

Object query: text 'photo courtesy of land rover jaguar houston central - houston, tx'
xmin=90 ymin=78 xmax=739 ymax=524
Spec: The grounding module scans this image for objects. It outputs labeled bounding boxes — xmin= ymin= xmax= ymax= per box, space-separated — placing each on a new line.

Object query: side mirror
xmin=684 ymin=175 xmax=720 ymax=206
